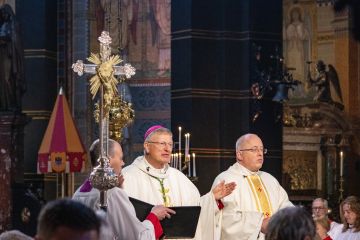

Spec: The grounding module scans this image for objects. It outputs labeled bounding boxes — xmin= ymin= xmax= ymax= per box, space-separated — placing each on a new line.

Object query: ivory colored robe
xmin=336 ymin=227 xmax=360 ymax=240
xmin=212 ymin=162 xmax=293 ymax=240
xmin=328 ymin=222 xmax=342 ymax=240
xmin=73 ymin=184 xmax=156 ymax=240
xmin=122 ymin=156 xmax=218 ymax=240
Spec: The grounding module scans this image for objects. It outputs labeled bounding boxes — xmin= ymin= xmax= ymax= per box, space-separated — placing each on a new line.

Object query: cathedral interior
xmin=1 ymin=0 xmax=360 ymax=235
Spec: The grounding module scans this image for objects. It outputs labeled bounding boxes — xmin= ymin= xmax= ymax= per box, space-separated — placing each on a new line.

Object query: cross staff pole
xmin=72 ymin=31 xmax=135 ymax=210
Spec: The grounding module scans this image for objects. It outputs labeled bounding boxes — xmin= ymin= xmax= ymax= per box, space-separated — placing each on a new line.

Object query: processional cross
xmin=72 ymin=31 xmax=135 ymax=210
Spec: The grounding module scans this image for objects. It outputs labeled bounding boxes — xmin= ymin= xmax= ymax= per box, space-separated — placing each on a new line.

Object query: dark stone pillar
xmin=0 ymin=112 xmax=27 ymax=231
xmin=16 ymin=0 xmax=58 ymax=200
xmin=172 ymin=0 xmax=283 ymax=194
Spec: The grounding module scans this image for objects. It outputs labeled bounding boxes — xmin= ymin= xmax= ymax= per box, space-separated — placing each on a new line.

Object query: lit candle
xmin=178 ymin=153 xmax=181 ymax=170
xmin=178 ymin=127 xmax=182 ymax=155
xmin=192 ymin=153 xmax=196 ymax=177
xmin=185 ymin=134 xmax=189 ymax=157
xmin=340 ymin=151 xmax=344 ymax=176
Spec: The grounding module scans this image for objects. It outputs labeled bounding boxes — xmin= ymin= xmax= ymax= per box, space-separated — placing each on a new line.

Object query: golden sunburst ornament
xmin=87 ymin=53 xmax=122 ymax=113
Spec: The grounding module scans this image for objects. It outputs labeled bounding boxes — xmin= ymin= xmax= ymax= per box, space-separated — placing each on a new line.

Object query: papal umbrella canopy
xmin=38 ymin=88 xmax=86 ymax=173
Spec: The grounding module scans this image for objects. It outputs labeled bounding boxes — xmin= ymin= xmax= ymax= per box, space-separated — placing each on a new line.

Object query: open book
xmin=129 ymin=197 xmax=201 ymax=239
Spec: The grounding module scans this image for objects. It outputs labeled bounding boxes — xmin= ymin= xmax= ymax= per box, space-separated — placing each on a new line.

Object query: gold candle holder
xmin=338 ymin=176 xmax=344 ymax=203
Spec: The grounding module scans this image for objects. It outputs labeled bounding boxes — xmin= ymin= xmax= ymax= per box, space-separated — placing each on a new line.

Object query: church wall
xmin=282 ymin=0 xmax=360 ymax=203
xmin=86 ymin=0 xmax=171 ymax=168
xmin=172 ymin=0 xmax=283 ymax=194
xmin=8 ymin=0 xmax=58 ymax=234
xmin=17 ymin=0 xmax=58 ymax=193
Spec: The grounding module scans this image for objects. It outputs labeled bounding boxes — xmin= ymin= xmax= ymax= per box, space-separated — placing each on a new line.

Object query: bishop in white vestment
xmin=122 ymin=125 xmax=236 ymax=240
xmin=212 ymin=133 xmax=293 ymax=240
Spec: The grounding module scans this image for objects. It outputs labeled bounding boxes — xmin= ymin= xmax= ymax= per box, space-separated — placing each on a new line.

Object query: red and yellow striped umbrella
xmin=38 ymin=88 xmax=86 ymax=173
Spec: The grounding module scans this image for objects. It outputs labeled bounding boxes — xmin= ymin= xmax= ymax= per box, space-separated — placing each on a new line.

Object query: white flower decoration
xmin=123 ymin=64 xmax=136 ymax=78
xmin=72 ymin=60 xmax=84 ymax=76
xmin=98 ymin=31 xmax=112 ymax=45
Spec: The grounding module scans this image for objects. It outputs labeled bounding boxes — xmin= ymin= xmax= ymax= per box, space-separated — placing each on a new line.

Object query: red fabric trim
xmin=38 ymin=154 xmax=49 ymax=173
xmin=323 ymin=236 xmax=332 ymax=240
xmin=146 ymin=212 xmax=163 ymax=239
xmin=217 ymin=200 xmax=224 ymax=210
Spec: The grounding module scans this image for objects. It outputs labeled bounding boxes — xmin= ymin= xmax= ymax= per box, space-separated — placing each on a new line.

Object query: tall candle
xmin=178 ymin=153 xmax=181 ymax=170
xmin=192 ymin=153 xmax=196 ymax=177
xmin=188 ymin=154 xmax=191 ymax=176
xmin=185 ymin=134 xmax=189 ymax=157
xmin=188 ymin=134 xmax=191 ymax=155
xmin=340 ymin=151 xmax=344 ymax=176
xmin=178 ymin=127 xmax=182 ymax=155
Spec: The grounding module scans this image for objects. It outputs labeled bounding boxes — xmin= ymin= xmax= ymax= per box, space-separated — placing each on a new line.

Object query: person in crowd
xmin=34 ymin=198 xmax=101 ymax=240
xmin=266 ymin=206 xmax=316 ymax=240
xmin=312 ymin=198 xmax=341 ymax=239
xmin=336 ymin=196 xmax=360 ymax=240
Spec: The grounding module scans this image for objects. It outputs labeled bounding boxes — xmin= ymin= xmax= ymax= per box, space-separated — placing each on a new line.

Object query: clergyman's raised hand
xmin=212 ymin=180 xmax=236 ymax=200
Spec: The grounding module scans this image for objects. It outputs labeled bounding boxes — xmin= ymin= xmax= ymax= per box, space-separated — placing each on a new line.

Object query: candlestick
xmin=185 ymin=133 xmax=189 ymax=157
xmin=340 ymin=151 xmax=344 ymax=177
xmin=178 ymin=153 xmax=181 ymax=170
xmin=188 ymin=134 xmax=190 ymax=156
xmin=178 ymin=127 xmax=182 ymax=155
xmin=187 ymin=154 xmax=191 ymax=176
xmin=192 ymin=153 xmax=196 ymax=177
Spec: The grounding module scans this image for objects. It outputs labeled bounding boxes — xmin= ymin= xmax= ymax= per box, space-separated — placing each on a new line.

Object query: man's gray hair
xmin=313 ymin=198 xmax=329 ymax=208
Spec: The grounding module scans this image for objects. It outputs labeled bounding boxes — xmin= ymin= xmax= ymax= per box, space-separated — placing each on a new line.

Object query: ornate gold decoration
xmin=72 ymin=31 xmax=135 ymax=117
xmin=283 ymin=150 xmax=317 ymax=190
xmin=87 ymin=54 xmax=122 ymax=114
xmin=72 ymin=31 xmax=136 ymax=209
xmin=94 ymin=96 xmax=135 ymax=142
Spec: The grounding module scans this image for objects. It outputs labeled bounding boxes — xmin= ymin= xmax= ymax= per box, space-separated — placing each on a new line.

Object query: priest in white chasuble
xmin=212 ymin=133 xmax=293 ymax=240
xmin=122 ymin=125 xmax=236 ymax=240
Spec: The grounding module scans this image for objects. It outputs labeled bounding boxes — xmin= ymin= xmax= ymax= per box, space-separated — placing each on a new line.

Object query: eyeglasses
xmin=312 ymin=207 xmax=325 ymax=211
xmin=147 ymin=141 xmax=174 ymax=148
xmin=238 ymin=147 xmax=267 ymax=154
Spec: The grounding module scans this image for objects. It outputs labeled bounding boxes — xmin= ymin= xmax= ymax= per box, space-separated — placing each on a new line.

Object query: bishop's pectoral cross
xmin=72 ymin=31 xmax=135 ymax=209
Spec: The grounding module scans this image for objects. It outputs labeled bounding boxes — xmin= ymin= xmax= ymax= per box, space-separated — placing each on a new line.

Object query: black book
xmin=129 ymin=197 xmax=201 ymax=239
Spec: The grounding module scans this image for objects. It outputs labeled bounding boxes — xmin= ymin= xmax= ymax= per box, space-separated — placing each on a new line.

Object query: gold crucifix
xmin=71 ymin=31 xmax=135 ymax=209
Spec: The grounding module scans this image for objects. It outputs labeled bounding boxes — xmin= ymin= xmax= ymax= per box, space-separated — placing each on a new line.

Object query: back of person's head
xmin=0 ymin=230 xmax=32 ymax=240
xmin=89 ymin=139 xmax=117 ymax=167
xmin=266 ymin=207 xmax=316 ymax=240
xmin=35 ymin=198 xmax=100 ymax=240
